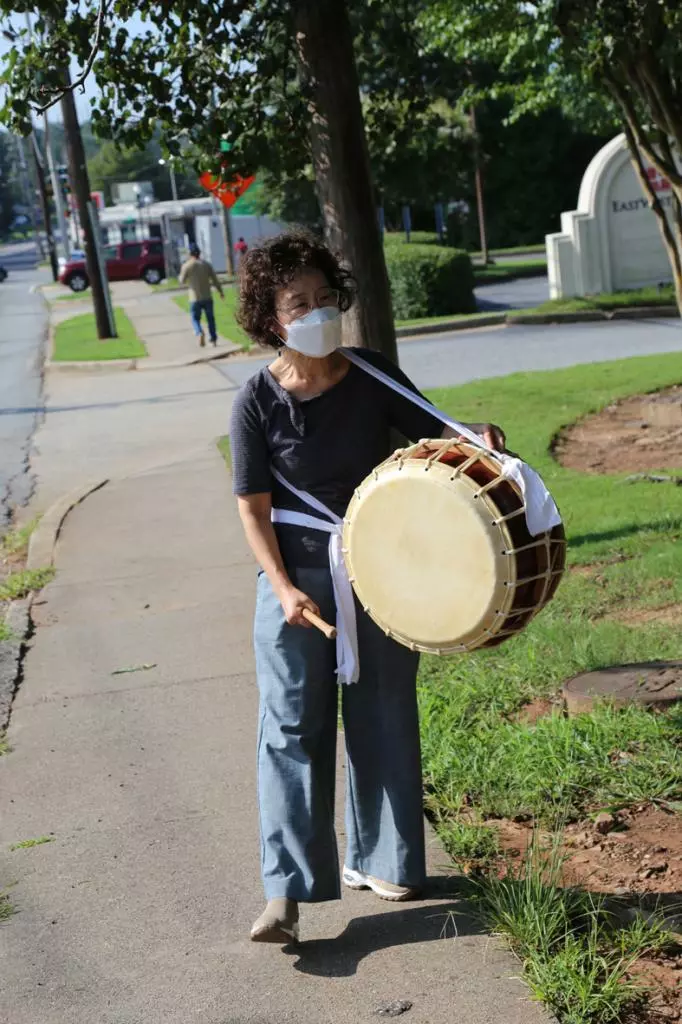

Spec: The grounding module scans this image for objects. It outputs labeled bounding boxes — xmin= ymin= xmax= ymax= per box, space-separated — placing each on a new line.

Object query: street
xmin=0 ymin=242 xmax=48 ymax=525
xmin=216 ymin=315 xmax=682 ymax=392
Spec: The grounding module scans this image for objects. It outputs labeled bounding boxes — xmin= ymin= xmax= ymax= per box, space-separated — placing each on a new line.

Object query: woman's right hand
xmin=279 ymin=585 xmax=321 ymax=628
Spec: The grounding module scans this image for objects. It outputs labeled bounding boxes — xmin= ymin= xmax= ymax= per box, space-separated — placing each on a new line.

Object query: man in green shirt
xmin=179 ymin=243 xmax=225 ymax=347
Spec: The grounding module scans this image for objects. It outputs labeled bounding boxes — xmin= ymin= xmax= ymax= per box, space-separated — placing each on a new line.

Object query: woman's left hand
xmin=443 ymin=422 xmax=506 ymax=451
xmin=471 ymin=422 xmax=506 ymax=451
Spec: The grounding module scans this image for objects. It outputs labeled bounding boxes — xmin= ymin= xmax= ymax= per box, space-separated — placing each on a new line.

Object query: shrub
xmin=385 ymin=243 xmax=476 ymax=319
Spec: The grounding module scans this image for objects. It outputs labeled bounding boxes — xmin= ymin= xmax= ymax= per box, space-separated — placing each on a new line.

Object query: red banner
xmin=199 ymin=171 xmax=256 ymax=210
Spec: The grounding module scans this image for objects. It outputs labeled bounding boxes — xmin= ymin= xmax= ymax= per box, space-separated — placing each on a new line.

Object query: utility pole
xmin=60 ymin=70 xmax=115 ymax=338
xmin=44 ymin=114 xmax=70 ymax=261
xmin=31 ymin=134 xmax=58 ymax=281
xmin=23 ymin=9 xmax=57 ymax=277
xmin=15 ymin=135 xmax=44 ymax=257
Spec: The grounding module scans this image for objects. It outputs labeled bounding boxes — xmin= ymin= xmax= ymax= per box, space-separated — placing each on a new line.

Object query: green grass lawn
xmin=476 ymin=243 xmax=546 ymax=257
xmin=474 ymin=257 xmax=547 ymax=281
xmin=398 ymin=284 xmax=678 ymax=333
xmin=421 ymin=354 xmax=682 ymax=1020
xmin=173 ymin=289 xmax=252 ymax=349
xmin=510 ymin=284 xmax=676 ymax=318
xmin=422 ymin=353 xmax=682 ymax=824
xmin=53 ymin=309 xmax=147 ymax=361
xmin=54 ymin=292 xmax=94 ymax=303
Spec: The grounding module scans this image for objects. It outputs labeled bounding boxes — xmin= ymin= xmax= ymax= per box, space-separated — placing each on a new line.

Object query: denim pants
xmin=189 ymin=298 xmax=217 ymax=341
xmin=254 ymin=567 xmax=426 ymax=902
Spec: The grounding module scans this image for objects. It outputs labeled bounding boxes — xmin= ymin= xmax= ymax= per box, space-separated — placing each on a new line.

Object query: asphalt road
xmin=215 ymin=315 xmax=682 ymax=393
xmin=475 ymin=274 xmax=550 ymax=311
xmin=0 ymin=242 xmax=48 ymax=526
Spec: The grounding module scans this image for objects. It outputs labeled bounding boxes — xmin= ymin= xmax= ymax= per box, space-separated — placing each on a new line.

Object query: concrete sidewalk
xmin=0 ymin=366 xmax=553 ymax=1023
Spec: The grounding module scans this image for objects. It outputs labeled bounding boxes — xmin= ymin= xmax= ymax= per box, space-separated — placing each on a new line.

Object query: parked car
xmin=59 ymin=240 xmax=165 ymax=292
xmin=0 ymin=265 xmax=7 ymax=283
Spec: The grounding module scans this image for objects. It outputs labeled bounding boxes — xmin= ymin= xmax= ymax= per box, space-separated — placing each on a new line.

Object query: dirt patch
xmin=610 ymin=604 xmax=682 ymax=628
xmin=555 ymin=385 xmax=682 ymax=475
xmin=511 ymin=697 xmax=558 ymax=724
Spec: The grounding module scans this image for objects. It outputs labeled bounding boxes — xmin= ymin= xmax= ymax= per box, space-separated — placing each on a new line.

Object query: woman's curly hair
xmin=236 ymin=229 xmax=356 ymax=349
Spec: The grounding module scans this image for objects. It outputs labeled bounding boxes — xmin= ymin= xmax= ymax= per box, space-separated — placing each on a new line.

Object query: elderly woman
xmin=230 ymin=231 xmax=504 ymax=944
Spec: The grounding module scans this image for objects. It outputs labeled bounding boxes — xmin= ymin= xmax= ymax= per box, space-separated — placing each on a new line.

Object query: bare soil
xmin=555 ymin=385 xmax=682 ymax=475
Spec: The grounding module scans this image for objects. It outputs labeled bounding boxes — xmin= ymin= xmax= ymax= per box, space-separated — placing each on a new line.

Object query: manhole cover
xmin=563 ymin=661 xmax=682 ymax=715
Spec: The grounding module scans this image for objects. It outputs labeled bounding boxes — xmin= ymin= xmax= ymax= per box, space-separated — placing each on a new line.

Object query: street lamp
xmin=158 ymin=158 xmax=178 ymax=203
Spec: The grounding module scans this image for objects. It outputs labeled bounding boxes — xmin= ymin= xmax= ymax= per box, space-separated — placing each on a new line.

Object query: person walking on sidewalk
xmin=179 ymin=243 xmax=224 ymax=347
xmin=229 ymin=230 xmax=505 ymax=945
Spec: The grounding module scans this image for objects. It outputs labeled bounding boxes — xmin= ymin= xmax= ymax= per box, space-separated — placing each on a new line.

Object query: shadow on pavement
xmin=288 ymin=890 xmax=484 ymax=978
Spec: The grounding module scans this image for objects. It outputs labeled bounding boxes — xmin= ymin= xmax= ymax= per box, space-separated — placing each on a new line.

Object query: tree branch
xmin=607 ymin=72 xmax=682 ymax=187
xmin=639 ymin=52 xmax=682 ymax=158
xmin=31 ymin=0 xmax=108 ymax=114
xmin=622 ymin=116 xmax=682 ymax=287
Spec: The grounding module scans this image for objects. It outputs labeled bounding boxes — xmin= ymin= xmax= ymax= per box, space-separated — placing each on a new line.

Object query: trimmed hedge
xmin=385 ymin=243 xmax=476 ymax=319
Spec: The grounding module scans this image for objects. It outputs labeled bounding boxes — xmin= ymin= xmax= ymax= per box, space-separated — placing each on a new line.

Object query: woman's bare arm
xmin=237 ymin=493 xmax=321 ymax=627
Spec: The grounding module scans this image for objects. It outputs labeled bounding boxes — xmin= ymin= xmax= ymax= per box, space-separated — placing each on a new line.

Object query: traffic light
xmin=56 ymin=164 xmax=70 ymax=202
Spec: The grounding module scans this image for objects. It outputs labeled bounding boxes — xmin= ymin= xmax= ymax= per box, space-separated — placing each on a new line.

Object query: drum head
xmin=343 ymin=459 xmax=514 ymax=652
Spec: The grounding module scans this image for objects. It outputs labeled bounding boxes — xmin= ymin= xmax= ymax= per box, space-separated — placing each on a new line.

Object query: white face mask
xmin=282 ymin=306 xmax=342 ymax=358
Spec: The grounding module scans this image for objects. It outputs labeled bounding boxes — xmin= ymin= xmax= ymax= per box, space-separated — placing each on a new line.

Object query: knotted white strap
xmin=342 ymin=349 xmax=562 ymax=537
xmin=271 ymin=467 xmax=359 ymax=685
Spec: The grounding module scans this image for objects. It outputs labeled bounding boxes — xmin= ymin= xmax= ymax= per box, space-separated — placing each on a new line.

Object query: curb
xmin=396 ymin=305 xmax=680 ymax=338
xmin=45 ymin=346 xmax=241 ymax=374
xmin=397 ymin=314 xmax=505 ymax=339
xmin=0 ymin=597 xmax=31 ymax=732
xmin=608 ymin=304 xmax=679 ymax=320
xmin=27 ymin=479 xmax=109 ymax=570
xmin=507 ymin=310 xmax=608 ymax=325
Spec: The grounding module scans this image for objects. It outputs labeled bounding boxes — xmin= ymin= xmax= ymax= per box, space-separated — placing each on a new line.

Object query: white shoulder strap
xmin=341 ymin=348 xmax=488 ymax=451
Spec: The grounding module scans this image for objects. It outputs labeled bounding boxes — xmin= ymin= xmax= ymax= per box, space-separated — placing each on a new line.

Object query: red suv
xmin=59 ymin=239 xmax=165 ymax=292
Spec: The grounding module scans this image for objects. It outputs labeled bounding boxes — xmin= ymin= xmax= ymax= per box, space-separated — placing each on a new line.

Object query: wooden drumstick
xmin=302 ymin=608 xmax=337 ymax=639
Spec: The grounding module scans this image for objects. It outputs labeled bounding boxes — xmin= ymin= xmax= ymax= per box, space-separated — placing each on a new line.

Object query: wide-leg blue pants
xmin=253 ymin=567 xmax=426 ymax=902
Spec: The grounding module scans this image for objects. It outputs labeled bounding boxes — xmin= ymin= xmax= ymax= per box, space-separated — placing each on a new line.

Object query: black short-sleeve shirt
xmin=229 ymin=348 xmax=443 ymax=568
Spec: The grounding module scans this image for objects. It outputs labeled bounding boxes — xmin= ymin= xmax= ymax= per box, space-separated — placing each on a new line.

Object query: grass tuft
xmin=432 ymin=817 xmax=500 ymax=870
xmin=1 ymin=518 xmax=39 ymax=558
xmin=9 ymin=836 xmax=54 ymax=851
xmin=472 ymin=834 xmax=644 ymax=1023
xmin=0 ymin=567 xmax=55 ymax=602
xmin=613 ymin=910 xmax=681 ymax=960
xmin=0 ymin=887 xmax=16 ymax=921
xmin=217 ymin=435 xmax=232 ymax=472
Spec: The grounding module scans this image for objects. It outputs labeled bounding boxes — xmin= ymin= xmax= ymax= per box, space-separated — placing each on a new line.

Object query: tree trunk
xmin=60 ymin=75 xmax=114 ymax=339
xmin=293 ymin=0 xmax=397 ymax=362
xmin=622 ymin=121 xmax=682 ymax=312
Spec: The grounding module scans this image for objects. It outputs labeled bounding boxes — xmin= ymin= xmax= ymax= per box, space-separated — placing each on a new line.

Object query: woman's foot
xmin=342 ymin=866 xmax=421 ymax=902
xmin=250 ymin=898 xmax=299 ymax=943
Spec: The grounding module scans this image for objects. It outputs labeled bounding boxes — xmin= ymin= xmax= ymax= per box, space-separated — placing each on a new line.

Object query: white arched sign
xmin=546 ymin=133 xmax=674 ymax=298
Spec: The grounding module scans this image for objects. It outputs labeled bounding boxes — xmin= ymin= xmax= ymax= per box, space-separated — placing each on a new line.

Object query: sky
xmin=0 ymin=9 xmax=147 ymax=124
